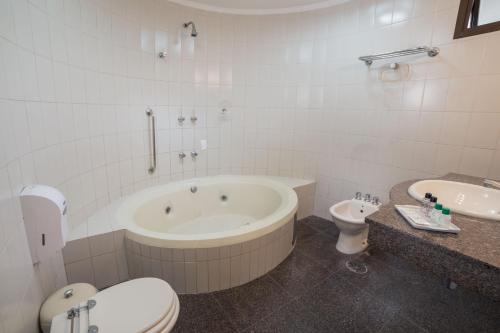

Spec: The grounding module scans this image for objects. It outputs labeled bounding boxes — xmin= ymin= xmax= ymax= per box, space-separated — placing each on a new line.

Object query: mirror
xmin=454 ymin=0 xmax=500 ymax=39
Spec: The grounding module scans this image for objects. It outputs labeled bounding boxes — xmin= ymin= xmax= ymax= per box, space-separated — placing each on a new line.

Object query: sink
xmin=408 ymin=180 xmax=500 ymax=221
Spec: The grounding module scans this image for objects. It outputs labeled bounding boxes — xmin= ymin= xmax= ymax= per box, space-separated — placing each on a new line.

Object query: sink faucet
xmin=483 ymin=179 xmax=500 ymax=189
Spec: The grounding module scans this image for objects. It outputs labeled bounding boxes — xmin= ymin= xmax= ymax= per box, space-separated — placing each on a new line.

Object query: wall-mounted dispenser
xmin=20 ymin=185 xmax=68 ymax=265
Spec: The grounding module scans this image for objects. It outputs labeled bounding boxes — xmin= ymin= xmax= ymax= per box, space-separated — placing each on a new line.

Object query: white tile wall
xmin=2 ymin=0 xmax=500 ymax=329
xmin=63 ymin=230 xmax=129 ymax=289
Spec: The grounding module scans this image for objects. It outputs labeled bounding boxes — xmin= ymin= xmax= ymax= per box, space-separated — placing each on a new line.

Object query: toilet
xmin=330 ymin=197 xmax=380 ymax=254
xmin=41 ymin=278 xmax=179 ymax=333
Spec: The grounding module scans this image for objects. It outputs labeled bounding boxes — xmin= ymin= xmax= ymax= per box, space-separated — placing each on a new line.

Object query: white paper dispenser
xmin=20 ymin=185 xmax=69 ymax=264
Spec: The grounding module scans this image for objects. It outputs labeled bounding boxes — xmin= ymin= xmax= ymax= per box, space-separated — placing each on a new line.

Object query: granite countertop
xmin=366 ymin=173 xmax=500 ymax=269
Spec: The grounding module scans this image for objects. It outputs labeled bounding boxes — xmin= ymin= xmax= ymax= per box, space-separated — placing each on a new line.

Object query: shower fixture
xmin=183 ymin=21 xmax=198 ymax=37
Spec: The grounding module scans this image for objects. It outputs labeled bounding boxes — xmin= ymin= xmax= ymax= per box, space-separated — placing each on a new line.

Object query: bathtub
xmin=117 ymin=176 xmax=298 ymax=249
xmin=119 ymin=176 xmax=298 ymax=293
xmin=62 ymin=176 xmax=314 ymax=293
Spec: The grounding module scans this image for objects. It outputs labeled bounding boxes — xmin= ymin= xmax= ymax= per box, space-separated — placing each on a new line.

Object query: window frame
xmin=454 ymin=0 xmax=500 ymax=39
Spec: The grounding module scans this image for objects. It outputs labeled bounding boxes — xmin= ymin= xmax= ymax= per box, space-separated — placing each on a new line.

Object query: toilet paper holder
xmin=19 ymin=185 xmax=69 ymax=265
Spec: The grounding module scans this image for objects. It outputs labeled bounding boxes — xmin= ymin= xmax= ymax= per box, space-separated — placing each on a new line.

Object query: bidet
xmin=330 ymin=196 xmax=381 ymax=254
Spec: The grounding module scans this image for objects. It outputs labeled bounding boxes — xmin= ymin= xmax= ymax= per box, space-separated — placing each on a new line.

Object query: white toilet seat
xmin=146 ymin=292 xmax=180 ymax=333
xmin=49 ymin=278 xmax=179 ymax=333
xmin=161 ymin=297 xmax=179 ymax=333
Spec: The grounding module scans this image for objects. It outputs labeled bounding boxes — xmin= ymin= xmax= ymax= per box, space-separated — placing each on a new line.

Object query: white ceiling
xmin=168 ymin=0 xmax=349 ymax=15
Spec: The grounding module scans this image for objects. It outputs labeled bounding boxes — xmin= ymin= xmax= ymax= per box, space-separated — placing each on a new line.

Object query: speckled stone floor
xmin=172 ymin=216 xmax=500 ymax=333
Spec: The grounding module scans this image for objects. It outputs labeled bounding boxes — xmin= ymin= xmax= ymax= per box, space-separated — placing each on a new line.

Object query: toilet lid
xmin=89 ymin=278 xmax=176 ymax=333
xmin=146 ymin=293 xmax=179 ymax=333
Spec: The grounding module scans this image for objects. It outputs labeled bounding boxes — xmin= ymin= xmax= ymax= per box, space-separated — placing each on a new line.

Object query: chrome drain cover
xmin=345 ymin=260 xmax=368 ymax=274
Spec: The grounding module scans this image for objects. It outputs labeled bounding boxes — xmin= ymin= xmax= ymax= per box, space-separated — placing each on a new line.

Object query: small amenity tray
xmin=395 ymin=205 xmax=460 ymax=234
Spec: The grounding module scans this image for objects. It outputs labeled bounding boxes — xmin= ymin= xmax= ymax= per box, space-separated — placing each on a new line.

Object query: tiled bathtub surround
xmin=126 ymin=218 xmax=294 ymax=294
xmin=1 ymin=0 xmax=500 ymax=330
xmin=62 ymin=177 xmax=309 ymax=291
xmin=63 ymin=214 xmax=294 ymax=293
xmin=290 ymin=179 xmax=315 ymax=219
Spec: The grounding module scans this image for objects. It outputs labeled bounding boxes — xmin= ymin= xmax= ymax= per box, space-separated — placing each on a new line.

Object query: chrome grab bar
xmin=146 ymin=108 xmax=157 ymax=174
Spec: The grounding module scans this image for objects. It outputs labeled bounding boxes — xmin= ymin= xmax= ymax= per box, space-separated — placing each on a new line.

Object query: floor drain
xmin=345 ymin=260 xmax=368 ymax=274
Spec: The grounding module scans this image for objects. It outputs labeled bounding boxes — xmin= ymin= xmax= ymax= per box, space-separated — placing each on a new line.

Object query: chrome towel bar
xmin=359 ymin=46 xmax=439 ymax=66
xmin=146 ymin=107 xmax=157 ymax=174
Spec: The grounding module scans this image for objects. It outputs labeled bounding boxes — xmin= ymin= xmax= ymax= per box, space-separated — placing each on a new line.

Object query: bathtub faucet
xmin=190 ymin=186 xmax=197 ymax=193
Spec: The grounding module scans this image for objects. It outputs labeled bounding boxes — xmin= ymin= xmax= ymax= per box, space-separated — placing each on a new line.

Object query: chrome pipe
xmin=146 ymin=108 xmax=157 ymax=174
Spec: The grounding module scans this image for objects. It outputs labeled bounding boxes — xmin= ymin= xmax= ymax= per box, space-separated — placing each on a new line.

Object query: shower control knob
xmin=179 ymin=152 xmax=186 ymax=159
xmin=191 ymin=151 xmax=198 ymax=158
xmin=190 ymin=115 xmax=198 ymax=122
xmin=158 ymin=51 xmax=167 ymax=58
xmin=178 ymin=115 xmax=185 ymax=123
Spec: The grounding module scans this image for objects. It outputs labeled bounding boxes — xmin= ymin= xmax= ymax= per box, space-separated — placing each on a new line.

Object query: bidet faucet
xmin=483 ymin=179 xmax=500 ymax=189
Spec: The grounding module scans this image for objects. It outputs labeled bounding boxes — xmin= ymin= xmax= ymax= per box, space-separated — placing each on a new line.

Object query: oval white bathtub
xmin=116 ymin=176 xmax=298 ymax=293
xmin=62 ymin=176 xmax=307 ymax=293
xmin=116 ymin=176 xmax=298 ymax=248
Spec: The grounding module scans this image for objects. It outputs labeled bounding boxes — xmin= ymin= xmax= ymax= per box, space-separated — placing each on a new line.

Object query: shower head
xmin=183 ymin=21 xmax=198 ymax=37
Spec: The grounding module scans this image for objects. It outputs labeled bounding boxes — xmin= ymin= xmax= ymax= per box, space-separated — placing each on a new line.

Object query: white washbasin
xmin=408 ymin=180 xmax=500 ymax=221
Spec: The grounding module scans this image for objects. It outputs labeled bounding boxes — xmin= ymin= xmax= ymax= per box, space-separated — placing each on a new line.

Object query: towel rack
xmin=359 ymin=46 xmax=439 ymax=66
